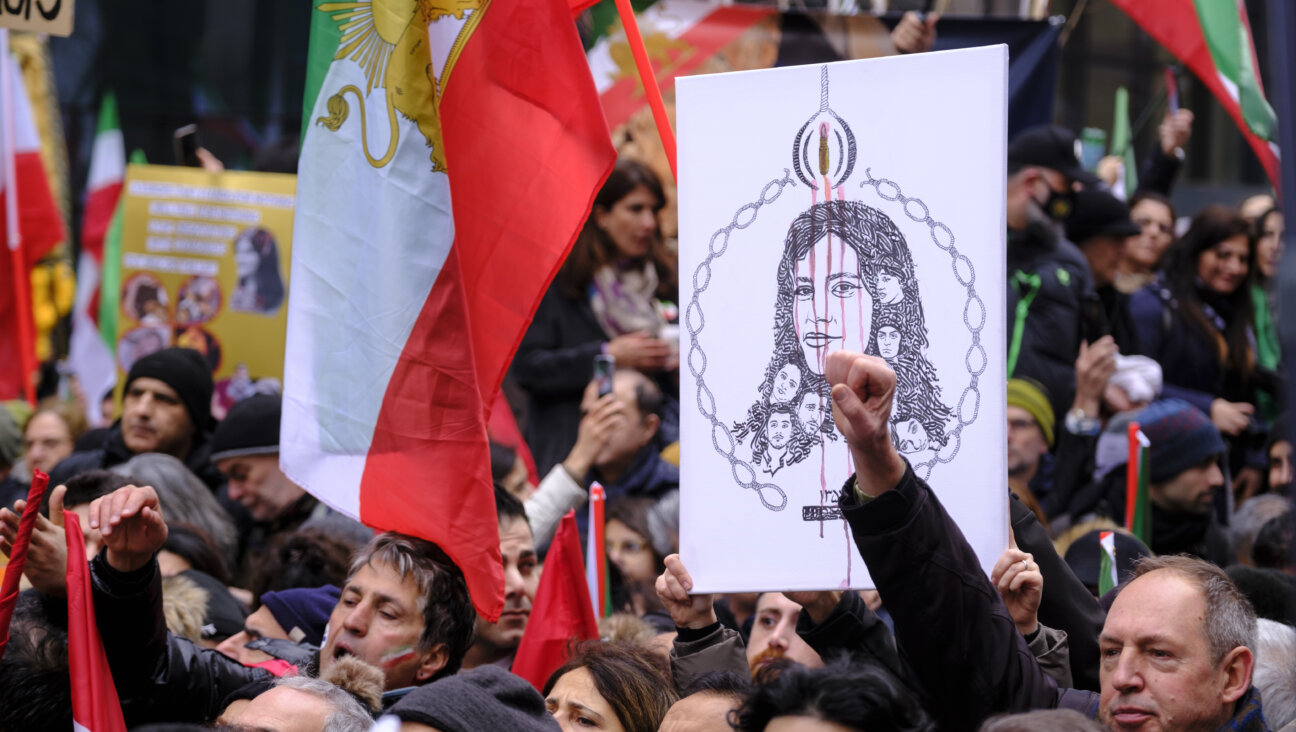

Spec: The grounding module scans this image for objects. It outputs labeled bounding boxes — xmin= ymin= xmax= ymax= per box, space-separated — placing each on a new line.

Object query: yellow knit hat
xmin=1007 ymin=378 xmax=1055 ymax=448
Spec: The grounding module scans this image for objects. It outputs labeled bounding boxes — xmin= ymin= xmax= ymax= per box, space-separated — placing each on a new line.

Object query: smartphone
xmin=173 ymin=124 xmax=201 ymax=167
xmin=594 ymin=354 xmax=615 ymax=398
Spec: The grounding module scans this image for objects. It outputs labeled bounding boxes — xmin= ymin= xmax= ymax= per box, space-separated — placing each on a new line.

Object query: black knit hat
xmin=210 ymin=394 xmax=281 ymax=463
xmin=125 ymin=347 xmax=213 ymax=430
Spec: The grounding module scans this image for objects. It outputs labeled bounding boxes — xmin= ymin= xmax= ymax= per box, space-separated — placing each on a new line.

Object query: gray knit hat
xmin=389 ymin=666 xmax=559 ymax=732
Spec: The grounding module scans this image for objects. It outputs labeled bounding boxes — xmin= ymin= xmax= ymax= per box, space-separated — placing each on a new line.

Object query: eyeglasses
xmin=1008 ymin=418 xmax=1039 ymax=432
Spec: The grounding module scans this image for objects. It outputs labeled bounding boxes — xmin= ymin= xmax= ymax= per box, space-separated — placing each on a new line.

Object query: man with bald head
xmin=824 ymin=349 xmax=1265 ymax=730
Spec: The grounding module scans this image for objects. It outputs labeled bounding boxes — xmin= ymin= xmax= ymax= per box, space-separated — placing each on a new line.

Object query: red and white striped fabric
xmin=0 ymin=37 xmax=65 ymax=400
xmin=68 ymin=92 xmax=123 ymax=423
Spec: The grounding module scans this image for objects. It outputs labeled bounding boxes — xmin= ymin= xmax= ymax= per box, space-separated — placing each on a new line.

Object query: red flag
xmin=0 ymin=469 xmax=49 ymax=662
xmin=1108 ymin=0 xmax=1280 ymax=191
xmin=512 ymin=510 xmax=600 ymax=690
xmin=65 ymin=510 xmax=127 ymax=732
xmin=285 ymin=0 xmax=615 ymax=621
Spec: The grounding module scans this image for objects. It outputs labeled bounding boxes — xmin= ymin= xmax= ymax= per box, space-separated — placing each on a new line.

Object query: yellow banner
xmin=115 ymin=164 xmax=296 ymax=418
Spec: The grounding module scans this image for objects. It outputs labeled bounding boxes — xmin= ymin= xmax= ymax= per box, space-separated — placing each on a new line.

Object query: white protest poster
xmin=678 ymin=46 xmax=1009 ymax=592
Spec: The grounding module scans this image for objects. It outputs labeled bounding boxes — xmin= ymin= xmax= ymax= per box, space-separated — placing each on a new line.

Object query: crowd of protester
xmin=0 ymin=11 xmax=1293 ymax=732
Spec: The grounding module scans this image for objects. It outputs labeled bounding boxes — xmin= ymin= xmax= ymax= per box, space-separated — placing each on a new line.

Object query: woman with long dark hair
xmin=1129 ymin=206 xmax=1257 ymax=436
xmin=1250 ymin=207 xmax=1284 ymax=420
xmin=512 ymin=160 xmax=679 ymax=475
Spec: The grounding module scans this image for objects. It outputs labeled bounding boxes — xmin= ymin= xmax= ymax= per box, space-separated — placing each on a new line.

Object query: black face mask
xmin=1041 ymin=187 xmax=1076 ymax=221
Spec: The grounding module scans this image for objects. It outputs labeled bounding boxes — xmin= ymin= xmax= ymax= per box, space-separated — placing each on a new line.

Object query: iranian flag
xmin=1098 ymin=531 xmax=1119 ymax=596
xmin=1126 ymin=423 xmax=1151 ymax=547
xmin=68 ymin=93 xmax=124 ymax=424
xmin=585 ymin=0 xmax=774 ymax=130
xmin=1109 ymin=0 xmax=1280 ymax=190
xmin=0 ymin=31 xmax=65 ymax=401
xmin=284 ymin=0 xmax=615 ymax=619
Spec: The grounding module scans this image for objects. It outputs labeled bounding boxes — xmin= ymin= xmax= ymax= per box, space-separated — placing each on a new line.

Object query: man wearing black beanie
xmin=50 ymin=347 xmax=224 ymax=491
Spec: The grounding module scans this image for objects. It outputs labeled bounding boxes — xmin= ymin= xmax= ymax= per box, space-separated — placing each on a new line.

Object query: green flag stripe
xmin=1113 ymin=87 xmax=1138 ymax=198
xmin=1098 ymin=543 xmax=1116 ymax=596
xmin=1191 ymin=0 xmax=1277 ymax=141
xmin=301 ymin=1 xmax=345 ymax=143
xmin=97 ymin=92 xmax=118 ymax=135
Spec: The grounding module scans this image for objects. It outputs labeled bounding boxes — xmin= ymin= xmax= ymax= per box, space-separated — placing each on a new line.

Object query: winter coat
xmin=511 ymin=284 xmax=610 ymax=476
xmin=1007 ymin=224 xmax=1095 ymax=420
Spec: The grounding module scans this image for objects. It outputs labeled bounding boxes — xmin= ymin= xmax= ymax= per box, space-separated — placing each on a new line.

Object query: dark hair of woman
xmin=1129 ymin=190 xmax=1178 ymax=229
xmin=556 ymin=159 xmax=677 ymax=301
xmin=729 ymin=658 xmax=934 ymax=732
xmin=1252 ymin=206 xmax=1282 ymax=287
xmin=1161 ymin=205 xmax=1255 ymax=382
xmin=542 ymin=641 xmax=678 ymax=732
xmin=162 ymin=522 xmax=231 ymax=585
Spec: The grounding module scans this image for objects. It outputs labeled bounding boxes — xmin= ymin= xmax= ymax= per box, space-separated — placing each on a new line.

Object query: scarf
xmin=589 ymin=261 xmax=664 ymax=338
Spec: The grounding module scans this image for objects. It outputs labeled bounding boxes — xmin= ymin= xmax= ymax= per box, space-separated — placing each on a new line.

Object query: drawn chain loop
xmin=861 ymin=169 xmax=985 ymax=480
xmin=687 ymin=170 xmax=795 ymax=511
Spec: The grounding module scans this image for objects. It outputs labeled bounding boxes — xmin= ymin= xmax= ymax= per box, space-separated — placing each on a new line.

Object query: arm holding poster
xmin=829 ymin=352 xmax=1095 ymax=728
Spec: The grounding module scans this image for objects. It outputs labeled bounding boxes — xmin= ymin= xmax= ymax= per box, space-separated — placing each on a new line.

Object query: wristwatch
xmin=1065 ymin=407 xmax=1102 ymax=436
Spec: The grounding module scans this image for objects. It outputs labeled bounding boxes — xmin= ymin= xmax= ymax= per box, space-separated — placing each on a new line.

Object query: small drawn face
xmin=894 ymin=418 xmax=929 ymax=453
xmin=794 ymin=235 xmax=872 ymax=375
xmin=766 ymin=411 xmax=794 ymax=450
xmin=772 ymin=364 xmax=801 ymax=403
xmin=796 ymin=392 xmax=824 ymax=435
xmin=876 ymin=325 xmax=901 ymax=360
xmin=877 ymin=270 xmax=904 ymax=304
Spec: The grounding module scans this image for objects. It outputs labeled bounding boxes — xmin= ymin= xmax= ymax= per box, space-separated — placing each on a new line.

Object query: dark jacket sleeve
xmin=511 ymin=287 xmax=605 ymax=397
xmin=840 ymin=466 xmax=1096 ymax=731
xmin=1010 ymin=495 xmax=1105 ymax=692
xmin=90 ymin=553 xmax=270 ymax=725
xmin=1043 ymin=427 xmax=1099 ymax=523
xmin=1137 ymin=149 xmax=1183 ymax=197
xmin=796 ymin=589 xmax=904 ymax=683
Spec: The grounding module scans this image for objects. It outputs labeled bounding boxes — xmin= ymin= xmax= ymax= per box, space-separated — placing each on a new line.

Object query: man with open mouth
xmin=64 ymin=483 xmax=476 ymax=726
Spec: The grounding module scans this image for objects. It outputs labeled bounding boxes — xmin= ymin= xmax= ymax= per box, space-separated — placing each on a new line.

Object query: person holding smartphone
xmin=511 ymin=160 xmax=680 ymax=477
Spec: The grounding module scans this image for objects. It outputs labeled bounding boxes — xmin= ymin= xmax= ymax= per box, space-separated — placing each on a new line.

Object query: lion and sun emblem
xmin=314 ymin=0 xmax=483 ymax=172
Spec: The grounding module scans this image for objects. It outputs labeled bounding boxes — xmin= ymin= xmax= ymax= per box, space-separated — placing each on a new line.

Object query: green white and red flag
xmin=1126 ymin=422 xmax=1151 ymax=547
xmin=1098 ymin=530 xmax=1119 ymax=596
xmin=0 ymin=31 xmax=65 ymax=402
xmin=284 ymin=0 xmax=615 ymax=620
xmin=1109 ymin=0 xmax=1280 ymax=191
xmin=586 ymin=482 xmax=613 ymax=619
xmin=68 ymin=92 xmax=124 ymax=424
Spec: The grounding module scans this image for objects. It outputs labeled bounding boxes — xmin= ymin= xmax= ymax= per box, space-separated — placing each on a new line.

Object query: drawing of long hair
xmin=770 ymin=201 xmax=887 ymax=377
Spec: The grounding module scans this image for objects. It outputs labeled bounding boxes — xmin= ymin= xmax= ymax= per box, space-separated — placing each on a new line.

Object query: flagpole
xmin=0 ymin=30 xmax=37 ymax=405
xmin=612 ymin=0 xmax=678 ymax=180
